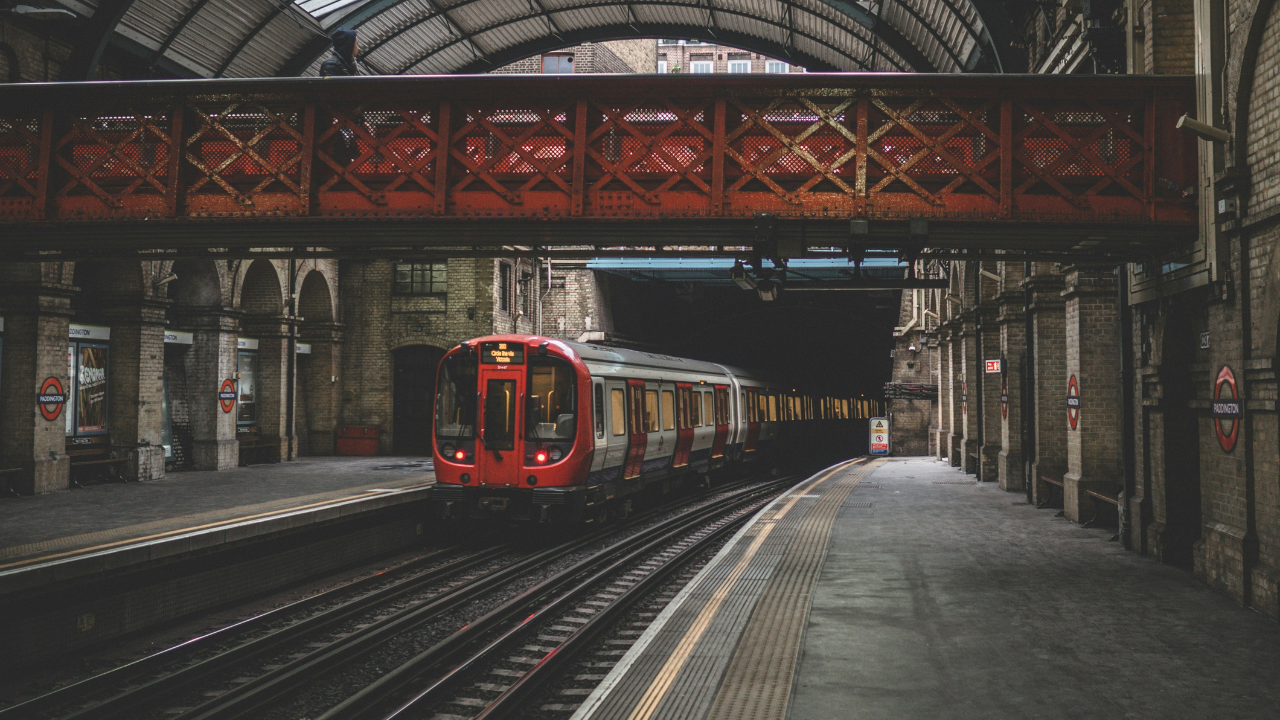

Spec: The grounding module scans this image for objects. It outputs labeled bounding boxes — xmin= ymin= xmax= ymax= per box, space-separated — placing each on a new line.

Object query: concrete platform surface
xmin=0 ymin=457 xmax=434 ymax=570
xmin=791 ymin=458 xmax=1280 ymax=720
xmin=574 ymin=457 xmax=1280 ymax=720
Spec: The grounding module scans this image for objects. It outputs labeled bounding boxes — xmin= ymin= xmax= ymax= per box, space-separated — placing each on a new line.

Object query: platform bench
xmin=1038 ymin=475 xmax=1064 ymax=509
xmin=67 ymin=437 xmax=128 ymax=486
xmin=1085 ymin=483 xmax=1124 ymax=531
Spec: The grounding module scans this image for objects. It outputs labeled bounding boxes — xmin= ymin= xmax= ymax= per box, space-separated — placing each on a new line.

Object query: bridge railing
xmin=0 ymin=74 xmax=1197 ymax=226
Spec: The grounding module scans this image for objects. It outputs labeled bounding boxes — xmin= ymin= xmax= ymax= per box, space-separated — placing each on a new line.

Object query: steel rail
xmin=323 ymin=477 xmax=796 ymax=720
xmin=472 ymin=493 xmax=760 ymax=719
xmin=168 ymin=475 xmax=780 ymax=720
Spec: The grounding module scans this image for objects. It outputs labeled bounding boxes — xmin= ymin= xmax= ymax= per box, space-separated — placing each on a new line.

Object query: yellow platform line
xmin=0 ymin=481 xmax=434 ymax=573
xmin=624 ymin=459 xmax=860 ymax=720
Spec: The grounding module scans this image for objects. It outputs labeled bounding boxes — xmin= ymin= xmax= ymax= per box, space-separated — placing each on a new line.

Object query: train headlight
xmin=454 ymin=449 xmax=466 ymax=461
xmin=441 ymin=444 xmax=455 ymax=458
xmin=534 ymin=450 xmax=549 ymax=464
xmin=548 ymin=446 xmax=563 ymax=461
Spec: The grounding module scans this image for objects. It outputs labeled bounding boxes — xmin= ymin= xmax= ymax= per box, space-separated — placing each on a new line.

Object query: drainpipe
xmin=973 ymin=262 xmax=984 ymax=476
xmin=539 ymin=258 xmax=552 ymax=336
xmin=287 ymin=258 xmax=297 ymax=461
xmin=1118 ymin=264 xmax=1135 ymax=548
xmin=1024 ymin=260 xmax=1035 ymax=502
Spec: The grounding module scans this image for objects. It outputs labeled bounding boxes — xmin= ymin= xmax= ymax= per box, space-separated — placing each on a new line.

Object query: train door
xmin=712 ymin=385 xmax=729 ymax=458
xmin=673 ymin=383 xmax=694 ymax=467
xmin=477 ymin=363 xmax=523 ymax=488
xmin=604 ymin=380 xmax=629 ymax=477
xmin=657 ymin=382 xmax=677 ymax=467
xmin=744 ymin=387 xmax=761 ymax=452
xmin=623 ymin=379 xmax=647 ymax=479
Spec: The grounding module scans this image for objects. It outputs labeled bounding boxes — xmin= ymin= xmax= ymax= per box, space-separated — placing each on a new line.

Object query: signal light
xmin=534 ymin=450 xmax=548 ymax=464
xmin=454 ymin=449 xmax=466 ymax=461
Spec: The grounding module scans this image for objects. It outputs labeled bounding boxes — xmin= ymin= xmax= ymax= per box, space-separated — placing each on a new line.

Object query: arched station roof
xmin=53 ymin=0 xmax=1019 ymax=79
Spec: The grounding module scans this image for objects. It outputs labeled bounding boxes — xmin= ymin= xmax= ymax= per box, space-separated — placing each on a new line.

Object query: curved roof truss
xmin=53 ymin=0 xmax=1020 ymax=79
xmin=296 ymin=0 xmax=1020 ymax=76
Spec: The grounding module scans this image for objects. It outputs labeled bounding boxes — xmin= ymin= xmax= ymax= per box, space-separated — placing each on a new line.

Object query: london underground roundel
xmin=220 ymin=379 xmax=237 ymax=413
xmin=38 ymin=377 xmax=66 ymax=421
xmin=1066 ymin=375 xmax=1080 ymax=430
xmin=1213 ymin=365 xmax=1242 ymax=453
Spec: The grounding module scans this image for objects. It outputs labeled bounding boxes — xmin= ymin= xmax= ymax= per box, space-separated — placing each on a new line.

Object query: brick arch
xmin=1229 ymin=0 xmax=1279 ymax=170
xmin=238 ymin=259 xmax=284 ymax=316
xmin=297 ymin=270 xmax=334 ymax=324
xmin=70 ymin=260 xmax=146 ymax=318
xmin=169 ymin=259 xmax=224 ymax=308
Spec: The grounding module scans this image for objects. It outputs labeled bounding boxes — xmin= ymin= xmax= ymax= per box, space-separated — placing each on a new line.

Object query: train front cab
xmin=432 ymin=338 xmax=595 ymax=523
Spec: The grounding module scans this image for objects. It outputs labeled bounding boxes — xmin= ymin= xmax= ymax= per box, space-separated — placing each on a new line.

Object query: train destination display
xmin=481 ymin=342 xmax=525 ymax=365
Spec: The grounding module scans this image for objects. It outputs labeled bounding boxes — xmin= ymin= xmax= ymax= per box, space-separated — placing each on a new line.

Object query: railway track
xmin=2 ymin=473 xmax=791 ymax=720
xmin=370 ymin=478 xmax=778 ymax=720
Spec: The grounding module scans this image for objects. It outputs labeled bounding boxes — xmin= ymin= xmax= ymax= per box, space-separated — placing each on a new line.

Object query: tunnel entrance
xmin=393 ymin=345 xmax=446 ymax=455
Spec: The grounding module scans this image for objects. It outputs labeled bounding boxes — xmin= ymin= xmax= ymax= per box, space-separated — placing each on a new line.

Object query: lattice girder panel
xmin=1009 ymin=99 xmax=1146 ymax=217
xmin=582 ymin=99 xmax=716 ymax=216
xmin=722 ymin=95 xmax=861 ymax=214
xmin=316 ymin=104 xmax=438 ymax=215
xmin=183 ymin=99 xmax=309 ymax=216
xmin=0 ymin=114 xmax=45 ymax=221
xmin=52 ymin=109 xmax=178 ymax=220
xmin=864 ymin=97 xmax=1002 ymax=215
xmin=446 ymin=103 xmax=576 ymax=216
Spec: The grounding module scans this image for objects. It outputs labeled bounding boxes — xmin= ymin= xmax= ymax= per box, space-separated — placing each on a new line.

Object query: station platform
xmin=0 ymin=457 xmax=434 ymax=668
xmin=0 ymin=456 xmax=433 ymax=583
xmin=571 ymin=457 xmax=1280 ymax=720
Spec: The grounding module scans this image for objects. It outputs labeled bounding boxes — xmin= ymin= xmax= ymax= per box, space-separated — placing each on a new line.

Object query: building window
xmin=690 ymin=61 xmax=713 ymax=74
xmin=394 ymin=262 xmax=447 ymax=295
xmin=728 ymin=60 xmax=751 ymax=73
xmin=542 ymin=54 xmax=574 ymax=73
xmin=658 ymin=60 xmax=668 ymax=73
xmin=499 ymin=263 xmax=512 ymax=312
xmin=766 ymin=60 xmax=788 ymax=73
xmin=521 ymin=271 xmax=532 ymax=316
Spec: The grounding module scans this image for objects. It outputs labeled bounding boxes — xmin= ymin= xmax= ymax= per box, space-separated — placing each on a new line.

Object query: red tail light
xmin=534 ymin=450 xmax=548 ymax=464
xmin=454 ymin=450 xmax=466 ymax=461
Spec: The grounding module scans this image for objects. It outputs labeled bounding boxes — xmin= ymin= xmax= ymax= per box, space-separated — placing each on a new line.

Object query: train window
xmin=644 ymin=390 xmax=659 ymax=432
xmin=526 ymin=356 xmax=576 ymax=442
xmin=661 ymin=391 xmax=675 ymax=431
xmin=611 ymin=388 xmax=627 ymax=436
xmin=741 ymin=392 xmax=747 ymax=422
xmin=484 ymin=378 xmax=517 ymax=451
xmin=594 ymin=385 xmax=605 ymax=439
xmin=703 ymin=392 xmax=714 ymax=427
xmin=768 ymin=395 xmax=777 ymax=422
xmin=689 ymin=391 xmax=700 ymax=427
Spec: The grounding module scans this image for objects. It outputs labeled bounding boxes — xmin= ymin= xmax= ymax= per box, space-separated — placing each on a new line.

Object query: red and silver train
xmin=430 ymin=334 xmax=870 ymax=523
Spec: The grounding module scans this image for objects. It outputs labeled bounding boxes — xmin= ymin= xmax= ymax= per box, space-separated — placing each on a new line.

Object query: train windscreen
xmin=435 ymin=353 xmax=477 ymax=446
xmin=525 ymin=356 xmax=577 ymax=462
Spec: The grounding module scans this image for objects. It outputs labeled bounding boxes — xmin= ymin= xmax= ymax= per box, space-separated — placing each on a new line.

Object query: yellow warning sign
xmin=869 ymin=417 xmax=889 ymax=455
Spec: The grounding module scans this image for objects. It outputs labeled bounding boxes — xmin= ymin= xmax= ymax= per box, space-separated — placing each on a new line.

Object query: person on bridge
xmin=321 ymin=29 xmax=360 ymax=77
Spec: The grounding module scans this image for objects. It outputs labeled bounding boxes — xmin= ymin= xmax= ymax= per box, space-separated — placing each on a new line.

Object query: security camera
xmin=1176 ymin=114 xmax=1230 ymax=144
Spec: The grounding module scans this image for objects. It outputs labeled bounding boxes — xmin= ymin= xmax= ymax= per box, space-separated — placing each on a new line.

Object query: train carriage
xmin=430 ymin=335 xmax=792 ymax=523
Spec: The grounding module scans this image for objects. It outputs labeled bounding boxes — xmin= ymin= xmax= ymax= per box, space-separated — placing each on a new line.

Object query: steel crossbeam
xmin=0 ymin=74 xmax=1197 ymax=257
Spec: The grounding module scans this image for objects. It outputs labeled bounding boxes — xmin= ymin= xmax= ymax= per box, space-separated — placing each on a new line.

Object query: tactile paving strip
xmin=705 ymin=460 xmax=881 ymax=720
